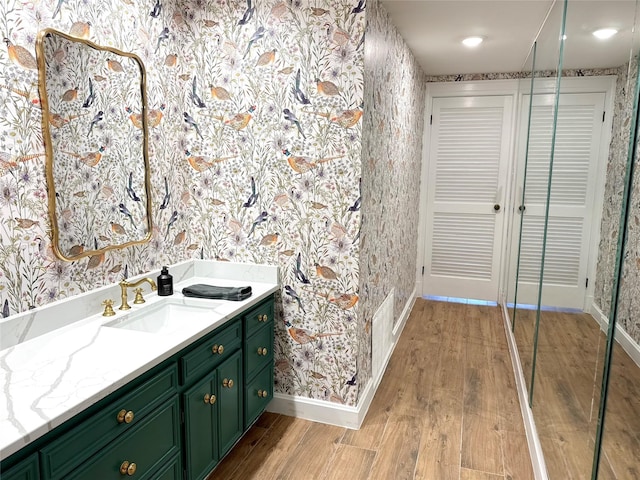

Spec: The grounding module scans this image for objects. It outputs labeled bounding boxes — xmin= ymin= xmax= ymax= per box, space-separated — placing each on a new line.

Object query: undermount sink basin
xmin=103 ymin=300 xmax=221 ymax=334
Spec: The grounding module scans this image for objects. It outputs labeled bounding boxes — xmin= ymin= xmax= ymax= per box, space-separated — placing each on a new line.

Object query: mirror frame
xmin=35 ymin=27 xmax=153 ymax=262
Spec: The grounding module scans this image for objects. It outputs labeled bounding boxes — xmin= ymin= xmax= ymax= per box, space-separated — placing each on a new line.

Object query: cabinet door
xmin=1 ymin=453 xmax=39 ymax=480
xmin=217 ymin=350 xmax=243 ymax=457
xmin=183 ymin=372 xmax=218 ymax=480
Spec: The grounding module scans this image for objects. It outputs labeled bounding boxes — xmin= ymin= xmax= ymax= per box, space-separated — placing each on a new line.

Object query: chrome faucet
xmin=119 ymin=277 xmax=157 ymax=310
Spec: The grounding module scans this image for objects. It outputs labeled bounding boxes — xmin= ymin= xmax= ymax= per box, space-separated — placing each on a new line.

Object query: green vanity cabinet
xmin=243 ymin=298 xmax=275 ymax=428
xmin=182 ymin=350 xmax=243 ymax=480
xmin=1 ymin=453 xmax=39 ymax=480
xmin=0 ymin=293 xmax=276 ymax=480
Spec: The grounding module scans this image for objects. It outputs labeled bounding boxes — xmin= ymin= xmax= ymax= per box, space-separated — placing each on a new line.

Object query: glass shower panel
xmin=533 ymin=1 xmax=640 ymax=478
xmin=598 ymin=7 xmax=640 ymax=477
xmin=510 ymin=0 xmax=566 ymax=401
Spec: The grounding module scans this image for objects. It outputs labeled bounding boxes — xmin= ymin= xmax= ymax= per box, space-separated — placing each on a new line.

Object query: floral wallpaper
xmin=0 ymin=0 xmax=423 ymax=407
xmin=594 ymin=61 xmax=636 ymax=322
xmin=607 ymin=57 xmax=640 ymax=345
xmin=358 ymin=0 xmax=425 ymax=382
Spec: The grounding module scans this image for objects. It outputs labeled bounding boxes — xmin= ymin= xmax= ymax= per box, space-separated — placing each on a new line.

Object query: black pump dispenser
xmin=157 ymin=266 xmax=173 ymax=296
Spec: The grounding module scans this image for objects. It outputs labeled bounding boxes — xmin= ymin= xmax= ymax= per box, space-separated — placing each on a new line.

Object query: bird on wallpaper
xmin=126 ymin=172 xmax=141 ymax=202
xmin=69 ymin=21 xmax=91 ymax=39
xmin=126 ymin=106 xmax=143 ymax=129
xmin=259 ymin=233 xmax=279 ymax=246
xmin=255 ymin=49 xmax=276 ymax=67
xmin=292 ymin=69 xmax=310 ymax=105
xmin=0 ymin=83 xmax=41 ymax=107
xmin=238 ymin=0 xmax=255 ymax=25
xmin=174 ymin=229 xmax=186 ymax=246
xmin=87 ymin=110 xmax=104 ymax=137
xmin=330 ymin=107 xmax=363 ymax=128
xmin=52 ymin=0 xmax=67 ymax=18
xmin=329 ymin=293 xmax=359 ymax=310
xmin=111 ymin=222 xmax=126 ymax=235
xmin=61 ymin=146 xmax=105 ymax=167
xmin=150 ymin=0 xmax=162 ymax=18
xmin=284 ymin=286 xmax=305 ymax=314
xmin=243 ymin=26 xmax=265 ymax=59
xmin=315 ymin=78 xmax=339 ymax=96
xmin=61 ymin=86 xmax=78 ymax=102
xmin=324 ymin=23 xmax=351 ymax=48
xmin=3 ymin=38 xmax=37 ymax=70
xmin=106 ymin=58 xmax=124 ymax=72
xmin=310 ymin=7 xmax=329 ymax=16
xmin=242 ymin=176 xmax=259 ymax=208
xmin=86 ymin=249 xmax=105 ymax=271
xmin=282 ymin=149 xmax=316 ymax=174
xmin=210 ymin=85 xmax=232 ymax=101
xmin=325 ymin=218 xmax=347 ymax=240
xmin=294 ymin=253 xmax=311 ymax=284
xmin=82 ymin=78 xmax=95 ymax=108
xmin=165 ymin=210 xmax=178 ymax=238
xmin=14 ymin=218 xmax=39 ymax=229
xmin=159 ymin=176 xmax=170 ymax=210
xmin=223 ymin=213 xmax=243 ymax=234
xmin=119 ymin=203 xmax=135 ymax=227
xmin=284 ymin=320 xmax=342 ymax=345
xmin=346 ymin=374 xmax=357 ymax=386
xmin=270 ymin=2 xmax=288 ymax=20
xmin=68 ymin=244 xmax=85 ymax=257
xmin=183 ymin=112 xmax=204 ymax=139
xmin=184 ymin=150 xmax=237 ymax=172
xmin=224 ymin=105 xmax=255 ymax=131
xmin=351 ymin=0 xmax=366 ymax=14
xmin=248 ymin=211 xmax=268 ymax=237
xmin=164 ymin=53 xmax=177 ymax=67
xmin=315 ymin=263 xmax=338 ymax=280
xmin=49 ymin=111 xmax=89 ymax=128
xmin=190 ymin=76 xmax=206 ymax=108
xmin=283 ymin=108 xmax=306 ymax=139
xmin=347 ymin=178 xmax=361 ymax=212
xmin=156 ymin=27 xmax=169 ymax=53
xmin=147 ymin=103 xmax=165 ymax=127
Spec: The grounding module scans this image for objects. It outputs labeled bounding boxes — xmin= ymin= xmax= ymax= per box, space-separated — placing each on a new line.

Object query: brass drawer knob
xmin=117 ymin=409 xmax=135 ymax=424
xmin=257 ymin=389 xmax=269 ymax=398
xmin=258 ymin=314 xmax=268 ymax=322
xmin=257 ymin=347 xmax=268 ymax=356
xmin=212 ymin=344 xmax=224 ymax=355
xmin=222 ymin=378 xmax=234 ymax=388
xmin=120 ymin=461 xmax=137 ymax=476
xmin=204 ymin=393 xmax=217 ymax=405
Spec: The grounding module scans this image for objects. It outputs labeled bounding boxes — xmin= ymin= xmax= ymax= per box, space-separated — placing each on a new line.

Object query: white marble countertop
xmin=0 ymin=260 xmax=279 ymax=460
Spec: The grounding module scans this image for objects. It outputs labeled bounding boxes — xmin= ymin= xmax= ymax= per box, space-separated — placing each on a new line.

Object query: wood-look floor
xmin=512 ymin=308 xmax=640 ymax=479
xmin=207 ymin=299 xmax=534 ymax=480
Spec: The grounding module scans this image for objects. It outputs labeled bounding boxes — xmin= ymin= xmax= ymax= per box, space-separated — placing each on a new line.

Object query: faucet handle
xmin=133 ymin=288 xmax=146 ymax=304
xmin=102 ymin=299 xmax=116 ymax=317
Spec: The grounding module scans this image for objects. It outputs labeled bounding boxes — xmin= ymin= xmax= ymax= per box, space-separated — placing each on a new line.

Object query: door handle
xmin=494 ymin=204 xmax=501 ymax=212
xmin=518 ymin=205 xmax=526 ymax=213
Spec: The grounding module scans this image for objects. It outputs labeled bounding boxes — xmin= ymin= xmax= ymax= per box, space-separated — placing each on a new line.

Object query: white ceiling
xmin=379 ymin=0 xmax=640 ymax=76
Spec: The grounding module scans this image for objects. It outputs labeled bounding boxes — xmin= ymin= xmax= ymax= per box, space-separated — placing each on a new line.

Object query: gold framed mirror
xmin=35 ymin=28 xmax=152 ymax=261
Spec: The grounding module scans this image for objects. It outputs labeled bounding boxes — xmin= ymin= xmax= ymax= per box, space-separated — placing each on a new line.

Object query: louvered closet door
xmin=423 ymin=96 xmax=513 ymax=301
xmin=511 ymin=92 xmax=604 ymax=309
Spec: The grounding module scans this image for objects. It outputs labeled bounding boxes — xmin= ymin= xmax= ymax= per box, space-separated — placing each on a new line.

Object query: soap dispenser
xmin=157 ymin=266 xmax=173 ymax=296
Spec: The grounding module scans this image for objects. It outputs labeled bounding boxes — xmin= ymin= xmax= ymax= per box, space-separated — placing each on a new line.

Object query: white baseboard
xmin=266 ymin=288 xmax=417 ymax=429
xmin=501 ymin=303 xmax=548 ymax=480
xmin=591 ymin=303 xmax=640 ymax=369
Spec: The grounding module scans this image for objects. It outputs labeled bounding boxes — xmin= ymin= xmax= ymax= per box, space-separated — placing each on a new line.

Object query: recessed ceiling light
xmin=462 ymin=36 xmax=483 ymax=48
xmin=592 ymin=28 xmax=618 ymax=39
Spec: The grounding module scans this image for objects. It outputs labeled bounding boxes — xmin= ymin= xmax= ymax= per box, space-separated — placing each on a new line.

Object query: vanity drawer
xmin=244 ymin=363 xmax=273 ymax=428
xmin=41 ymin=364 xmax=178 ymax=479
xmin=65 ymin=398 xmax=180 ymax=480
xmin=180 ymin=319 xmax=241 ymax=385
xmin=244 ymin=321 xmax=274 ymax=379
xmin=244 ymin=298 xmax=275 ymax=337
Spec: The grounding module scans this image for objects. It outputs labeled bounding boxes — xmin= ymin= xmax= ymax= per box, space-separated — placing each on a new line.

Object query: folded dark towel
xmin=182 ymin=284 xmax=252 ymax=301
